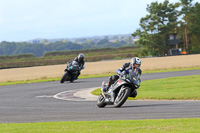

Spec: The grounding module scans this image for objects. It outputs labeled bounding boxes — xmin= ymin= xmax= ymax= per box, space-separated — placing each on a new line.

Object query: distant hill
xmin=27 ymin=34 xmax=139 ymax=44
xmin=0 ymin=34 xmax=139 ymax=57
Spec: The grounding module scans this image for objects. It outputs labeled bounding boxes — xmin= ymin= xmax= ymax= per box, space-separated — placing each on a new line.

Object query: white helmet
xmin=130 ymin=57 xmax=141 ymax=69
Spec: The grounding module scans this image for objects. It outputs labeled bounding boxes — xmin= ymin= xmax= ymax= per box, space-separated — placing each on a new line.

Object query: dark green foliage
xmin=44 ymin=42 xmax=83 ymax=52
xmin=133 ymin=0 xmax=200 ymax=56
xmin=185 ymin=2 xmax=200 ymax=53
xmin=0 ymin=54 xmax=34 ymax=61
xmin=0 ymin=37 xmax=134 ymax=57
xmin=96 ymin=39 xmax=109 ymax=45
xmin=44 ymin=48 xmax=114 ymax=57
xmin=132 ymin=0 xmax=180 ymax=56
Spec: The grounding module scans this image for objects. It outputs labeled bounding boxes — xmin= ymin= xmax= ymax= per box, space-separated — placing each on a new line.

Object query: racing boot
xmin=74 ymin=72 xmax=80 ymax=80
xmin=130 ymin=90 xmax=137 ymax=98
xmin=101 ymin=81 xmax=109 ymax=92
xmin=103 ymin=87 xmax=109 ymax=92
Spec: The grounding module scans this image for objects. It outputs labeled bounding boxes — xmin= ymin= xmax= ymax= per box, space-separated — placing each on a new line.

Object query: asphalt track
xmin=0 ymin=70 xmax=200 ymax=123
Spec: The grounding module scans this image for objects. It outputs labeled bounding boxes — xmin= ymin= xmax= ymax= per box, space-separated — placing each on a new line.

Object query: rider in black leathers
xmin=73 ymin=53 xmax=85 ymax=79
xmin=103 ymin=57 xmax=142 ymax=98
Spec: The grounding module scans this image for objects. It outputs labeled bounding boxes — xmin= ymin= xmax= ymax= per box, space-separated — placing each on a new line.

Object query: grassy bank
xmin=1 ymin=118 xmax=200 ymax=133
xmin=0 ymin=46 xmax=139 ymax=69
xmin=92 ymin=74 xmax=200 ymax=100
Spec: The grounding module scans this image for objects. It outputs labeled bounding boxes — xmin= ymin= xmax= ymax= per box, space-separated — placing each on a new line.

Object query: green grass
xmin=137 ymin=74 xmax=200 ymax=100
xmin=143 ymin=67 xmax=200 ymax=73
xmin=92 ymin=75 xmax=200 ymax=100
xmin=1 ymin=118 xmax=200 ymax=133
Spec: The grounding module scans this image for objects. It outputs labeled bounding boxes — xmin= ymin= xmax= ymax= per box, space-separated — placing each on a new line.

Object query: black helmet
xmin=130 ymin=57 xmax=141 ymax=69
xmin=78 ymin=53 xmax=84 ymax=61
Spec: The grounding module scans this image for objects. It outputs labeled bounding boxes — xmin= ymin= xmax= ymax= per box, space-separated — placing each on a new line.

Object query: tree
xmin=187 ymin=2 xmax=200 ymax=53
xmin=97 ymin=39 xmax=109 ymax=45
xmin=179 ymin=0 xmax=194 ymax=51
xmin=41 ymin=39 xmax=49 ymax=45
xmin=84 ymin=39 xmax=95 ymax=45
xmin=132 ymin=0 xmax=180 ymax=56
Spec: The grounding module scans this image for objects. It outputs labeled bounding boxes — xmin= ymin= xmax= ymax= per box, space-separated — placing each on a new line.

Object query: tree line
xmin=132 ymin=0 xmax=200 ymax=56
xmin=0 ymin=37 xmax=134 ymax=57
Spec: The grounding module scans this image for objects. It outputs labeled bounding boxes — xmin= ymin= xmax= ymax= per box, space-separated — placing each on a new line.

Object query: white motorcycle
xmin=97 ymin=69 xmax=140 ymax=108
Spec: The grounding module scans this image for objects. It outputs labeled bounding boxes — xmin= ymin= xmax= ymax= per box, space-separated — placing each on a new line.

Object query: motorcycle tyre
xmin=70 ymin=73 xmax=78 ymax=83
xmin=97 ymin=94 xmax=106 ymax=108
xmin=60 ymin=72 xmax=69 ymax=83
xmin=114 ymin=87 xmax=131 ymax=108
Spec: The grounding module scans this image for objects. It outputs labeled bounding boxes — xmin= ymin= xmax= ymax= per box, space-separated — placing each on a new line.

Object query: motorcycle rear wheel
xmin=97 ymin=94 xmax=106 ymax=108
xmin=114 ymin=87 xmax=131 ymax=108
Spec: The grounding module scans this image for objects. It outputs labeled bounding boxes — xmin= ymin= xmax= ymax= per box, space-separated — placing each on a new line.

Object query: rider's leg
xmin=130 ymin=89 xmax=137 ymax=98
xmin=103 ymin=75 xmax=119 ymax=92
xmin=74 ymin=71 xmax=80 ymax=80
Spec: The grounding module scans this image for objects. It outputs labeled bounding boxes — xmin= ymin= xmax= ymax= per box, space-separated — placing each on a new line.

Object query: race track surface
xmin=0 ymin=70 xmax=200 ymax=123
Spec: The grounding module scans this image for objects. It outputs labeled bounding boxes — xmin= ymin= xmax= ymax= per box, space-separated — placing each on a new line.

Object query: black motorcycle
xmin=60 ymin=61 xmax=80 ymax=83
xmin=97 ymin=69 xmax=140 ymax=108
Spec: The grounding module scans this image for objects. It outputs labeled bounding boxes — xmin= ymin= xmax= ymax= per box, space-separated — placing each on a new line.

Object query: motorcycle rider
xmin=73 ymin=53 xmax=85 ymax=79
xmin=103 ymin=57 xmax=142 ymax=98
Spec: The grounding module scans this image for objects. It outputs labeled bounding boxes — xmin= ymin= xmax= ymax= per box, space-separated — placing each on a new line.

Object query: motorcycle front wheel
xmin=60 ymin=72 xmax=69 ymax=83
xmin=114 ymin=87 xmax=131 ymax=108
xmin=97 ymin=93 xmax=106 ymax=108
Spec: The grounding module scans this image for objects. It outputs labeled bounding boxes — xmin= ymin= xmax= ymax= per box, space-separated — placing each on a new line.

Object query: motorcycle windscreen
xmin=71 ymin=61 xmax=80 ymax=71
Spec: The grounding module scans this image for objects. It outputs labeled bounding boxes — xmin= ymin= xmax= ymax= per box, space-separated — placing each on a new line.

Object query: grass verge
xmin=1 ymin=118 xmax=200 ymax=133
xmin=143 ymin=67 xmax=200 ymax=73
xmin=92 ymin=75 xmax=200 ymax=100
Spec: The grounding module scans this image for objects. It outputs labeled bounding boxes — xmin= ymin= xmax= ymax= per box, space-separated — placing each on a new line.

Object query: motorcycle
xmin=60 ymin=60 xmax=80 ymax=83
xmin=97 ymin=69 xmax=140 ymax=108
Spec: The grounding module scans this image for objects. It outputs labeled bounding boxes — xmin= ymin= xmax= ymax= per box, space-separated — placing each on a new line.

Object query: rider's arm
xmin=138 ymin=69 xmax=142 ymax=75
xmin=74 ymin=57 xmax=78 ymax=62
xmin=116 ymin=63 xmax=130 ymax=75
xmin=119 ymin=63 xmax=130 ymax=71
xmin=79 ymin=65 xmax=85 ymax=70
xmin=79 ymin=60 xmax=85 ymax=70
xmin=135 ymin=69 xmax=142 ymax=88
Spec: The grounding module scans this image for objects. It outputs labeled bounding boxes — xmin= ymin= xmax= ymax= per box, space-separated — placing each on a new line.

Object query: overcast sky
xmin=0 ymin=0 xmax=194 ymax=42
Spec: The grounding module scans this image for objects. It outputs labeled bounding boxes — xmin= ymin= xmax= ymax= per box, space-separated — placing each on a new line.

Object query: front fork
xmin=102 ymin=85 xmax=126 ymax=103
xmin=117 ymin=86 xmax=126 ymax=97
xmin=102 ymin=85 xmax=116 ymax=103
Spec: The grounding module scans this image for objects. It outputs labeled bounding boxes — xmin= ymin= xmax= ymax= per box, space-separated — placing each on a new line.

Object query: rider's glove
xmin=116 ymin=69 xmax=122 ymax=76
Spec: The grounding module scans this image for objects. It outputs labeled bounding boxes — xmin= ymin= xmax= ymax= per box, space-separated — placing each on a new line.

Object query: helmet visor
xmin=134 ymin=64 xmax=140 ymax=68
